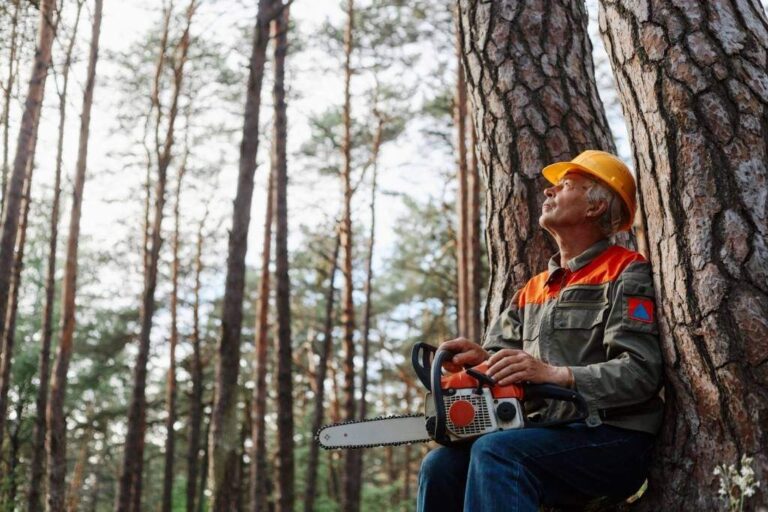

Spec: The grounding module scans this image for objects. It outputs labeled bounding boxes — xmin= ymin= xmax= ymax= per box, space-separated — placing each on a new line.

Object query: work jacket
xmin=483 ymin=239 xmax=664 ymax=434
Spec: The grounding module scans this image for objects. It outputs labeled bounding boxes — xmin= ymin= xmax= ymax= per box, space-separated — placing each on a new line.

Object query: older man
xmin=417 ymin=150 xmax=664 ymax=512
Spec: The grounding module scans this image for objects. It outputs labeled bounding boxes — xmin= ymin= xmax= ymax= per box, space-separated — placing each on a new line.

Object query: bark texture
xmin=208 ymin=0 xmax=273 ymax=508
xmin=46 ymin=0 xmax=102 ymax=508
xmin=457 ymin=0 xmax=616 ymax=321
xmin=272 ymin=6 xmax=294 ymax=511
xmin=599 ymin=1 xmax=768 ymax=508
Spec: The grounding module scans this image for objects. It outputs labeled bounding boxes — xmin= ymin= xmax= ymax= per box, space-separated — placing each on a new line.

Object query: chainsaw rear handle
xmin=522 ymin=383 xmax=589 ymax=427
xmin=411 ymin=342 xmax=437 ymax=391
xmin=429 ymin=348 xmax=455 ymax=444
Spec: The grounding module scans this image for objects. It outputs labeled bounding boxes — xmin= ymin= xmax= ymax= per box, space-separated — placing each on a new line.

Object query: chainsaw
xmin=316 ymin=343 xmax=589 ymax=449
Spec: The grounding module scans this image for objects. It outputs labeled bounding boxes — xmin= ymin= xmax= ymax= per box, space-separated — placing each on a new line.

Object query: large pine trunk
xmin=598 ymin=1 xmax=768 ymax=508
xmin=0 ymin=0 xmax=56 ymax=449
xmin=26 ymin=4 xmax=83 ymax=510
xmin=457 ymin=0 xmax=616 ymax=320
xmin=208 ymin=0 xmax=273 ymax=508
xmin=272 ymin=6 xmax=294 ymax=511
xmin=46 ymin=0 xmax=102 ymax=508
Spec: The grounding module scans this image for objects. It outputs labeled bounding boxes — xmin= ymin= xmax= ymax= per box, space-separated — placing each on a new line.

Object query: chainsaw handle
xmin=430 ymin=349 xmax=455 ymax=444
xmin=522 ymin=383 xmax=589 ymax=427
xmin=411 ymin=343 xmax=437 ymax=391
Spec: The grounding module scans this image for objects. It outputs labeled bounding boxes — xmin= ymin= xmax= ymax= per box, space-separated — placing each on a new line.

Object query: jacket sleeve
xmin=482 ymin=291 xmax=523 ymax=353
xmin=569 ymin=261 xmax=664 ymax=419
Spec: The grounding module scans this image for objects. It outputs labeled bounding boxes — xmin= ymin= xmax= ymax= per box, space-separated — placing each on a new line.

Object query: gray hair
xmin=585 ymin=181 xmax=627 ymax=236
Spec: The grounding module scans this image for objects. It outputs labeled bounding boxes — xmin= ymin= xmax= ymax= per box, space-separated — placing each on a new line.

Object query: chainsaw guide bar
xmin=316 ymin=414 xmax=431 ymax=449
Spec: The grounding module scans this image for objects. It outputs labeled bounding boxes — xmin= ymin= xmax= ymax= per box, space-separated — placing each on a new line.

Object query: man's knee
xmin=470 ymin=430 xmax=527 ymax=466
xmin=420 ymin=446 xmax=458 ymax=480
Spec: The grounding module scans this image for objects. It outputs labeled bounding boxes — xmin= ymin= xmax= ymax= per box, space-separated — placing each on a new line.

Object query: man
xmin=417 ymin=150 xmax=664 ymax=512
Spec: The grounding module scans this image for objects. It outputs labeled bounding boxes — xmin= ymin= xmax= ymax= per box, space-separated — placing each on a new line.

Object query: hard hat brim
xmin=541 ymin=161 xmax=635 ymax=232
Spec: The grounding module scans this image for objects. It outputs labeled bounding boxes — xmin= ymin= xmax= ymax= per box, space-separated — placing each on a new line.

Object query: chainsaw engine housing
xmin=425 ymin=388 xmax=525 ymax=442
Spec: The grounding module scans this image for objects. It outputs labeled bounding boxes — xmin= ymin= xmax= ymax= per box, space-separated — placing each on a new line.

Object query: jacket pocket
xmin=554 ymin=285 xmax=609 ymax=330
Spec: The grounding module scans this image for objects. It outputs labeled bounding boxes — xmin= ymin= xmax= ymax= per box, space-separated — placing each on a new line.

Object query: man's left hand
xmin=486 ymin=349 xmax=572 ymax=387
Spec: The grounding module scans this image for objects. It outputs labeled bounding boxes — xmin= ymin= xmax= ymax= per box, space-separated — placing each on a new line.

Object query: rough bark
xmin=272 ymin=6 xmax=294 ymax=511
xmin=598 ymin=1 xmax=768 ymax=509
xmin=162 ymin=149 xmax=187 ymax=512
xmin=186 ymin=210 xmax=207 ymax=512
xmin=208 ymin=0 xmax=273 ymax=508
xmin=339 ymin=1 xmax=360 ymax=511
xmin=116 ymin=3 xmax=194 ymax=509
xmin=26 ymin=4 xmax=83 ymax=510
xmin=457 ymin=0 xmax=616 ymax=321
xmin=304 ymin=230 xmax=341 ymax=512
xmin=250 ymin=153 xmax=274 ymax=511
xmin=0 ymin=0 xmax=56 ymax=451
xmin=45 ymin=0 xmax=101 ymax=509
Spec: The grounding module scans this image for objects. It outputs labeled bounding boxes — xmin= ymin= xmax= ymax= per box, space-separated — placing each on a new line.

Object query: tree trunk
xmin=162 ymin=150 xmax=187 ymax=512
xmin=250 ymin=149 xmax=274 ymax=511
xmin=1 ymin=0 xmax=22 ymax=216
xmin=457 ymin=0 xmax=616 ymax=321
xmin=598 ymin=1 xmax=768 ymax=509
xmin=272 ymin=7 xmax=294 ymax=511
xmin=0 ymin=0 xmax=56 ymax=453
xmin=186 ymin=210 xmax=208 ymax=512
xmin=45 ymin=1 xmax=101 ymax=509
xmin=5 ymin=395 xmax=25 ymax=510
xmin=304 ymin=230 xmax=341 ymax=512
xmin=454 ymin=30 xmax=470 ymax=338
xmin=467 ymin=121 xmax=482 ymax=342
xmin=198 ymin=410 xmax=211 ymax=512
xmin=339 ymin=1 xmax=359 ymax=511
xmin=117 ymin=3 xmax=195 ymax=509
xmin=66 ymin=418 xmax=93 ymax=512
xmin=26 ymin=4 xmax=83 ymax=511
xmin=208 ymin=0 xmax=273 ymax=508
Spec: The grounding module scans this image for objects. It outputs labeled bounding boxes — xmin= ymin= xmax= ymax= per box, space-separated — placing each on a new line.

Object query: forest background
xmin=0 ymin=0 xmax=766 ymax=511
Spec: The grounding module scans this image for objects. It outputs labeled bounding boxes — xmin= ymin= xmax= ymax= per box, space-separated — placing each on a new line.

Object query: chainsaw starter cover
xmin=448 ymin=399 xmax=475 ymax=428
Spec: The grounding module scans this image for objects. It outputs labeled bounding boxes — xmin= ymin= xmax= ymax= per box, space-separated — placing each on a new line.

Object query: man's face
xmin=539 ymin=172 xmax=595 ymax=232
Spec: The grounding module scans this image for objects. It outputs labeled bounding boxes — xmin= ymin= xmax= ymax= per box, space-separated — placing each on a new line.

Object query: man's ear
xmin=585 ymin=199 xmax=608 ymax=220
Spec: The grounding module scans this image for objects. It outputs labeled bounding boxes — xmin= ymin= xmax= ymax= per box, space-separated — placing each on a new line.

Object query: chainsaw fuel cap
xmin=448 ymin=399 xmax=475 ymax=428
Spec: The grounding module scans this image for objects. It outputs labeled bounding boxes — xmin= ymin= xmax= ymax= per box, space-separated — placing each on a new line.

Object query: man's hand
xmin=438 ymin=338 xmax=489 ymax=373
xmin=486 ymin=349 xmax=572 ymax=387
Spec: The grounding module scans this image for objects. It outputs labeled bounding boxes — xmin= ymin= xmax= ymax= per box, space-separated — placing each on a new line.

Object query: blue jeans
xmin=417 ymin=424 xmax=653 ymax=512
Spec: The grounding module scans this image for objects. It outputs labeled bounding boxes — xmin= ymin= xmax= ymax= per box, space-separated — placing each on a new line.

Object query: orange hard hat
xmin=541 ymin=150 xmax=637 ymax=232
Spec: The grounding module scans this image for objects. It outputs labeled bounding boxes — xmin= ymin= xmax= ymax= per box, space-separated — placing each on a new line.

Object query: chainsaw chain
xmin=316 ymin=413 xmax=429 ymax=450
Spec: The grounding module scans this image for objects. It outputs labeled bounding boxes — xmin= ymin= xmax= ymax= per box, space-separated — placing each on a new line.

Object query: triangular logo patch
xmin=628 ymin=297 xmax=654 ymax=323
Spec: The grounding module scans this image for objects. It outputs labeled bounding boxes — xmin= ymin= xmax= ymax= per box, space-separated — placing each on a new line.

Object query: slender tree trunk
xmin=457 ymin=0 xmax=616 ymax=321
xmin=598 ymin=1 xmax=768 ymax=508
xmin=26 ymin=4 xmax=83 ymax=510
xmin=66 ymin=419 xmax=93 ymax=512
xmin=1 ymin=0 xmax=22 ymax=215
xmin=272 ymin=7 xmax=294 ymax=511
xmin=208 ymin=0 xmax=273 ymax=508
xmin=250 ymin=157 xmax=274 ymax=511
xmin=161 ymin=151 xmax=186 ymax=512
xmin=46 ymin=1 xmax=102 ymax=509
xmin=467 ymin=122 xmax=482 ymax=342
xmin=198 ymin=410 xmax=211 ymax=512
xmin=303 ymin=230 xmax=341 ymax=512
xmin=0 ymin=0 xmax=56 ymax=453
xmin=5 ymin=396 xmax=25 ymax=510
xmin=454 ymin=30 xmax=470 ymax=338
xmin=235 ymin=396 xmax=251 ymax=512
xmin=339 ymin=1 xmax=359 ymax=511
xmin=186 ymin=211 xmax=207 ymax=512
xmin=117 ymin=3 xmax=195 ymax=509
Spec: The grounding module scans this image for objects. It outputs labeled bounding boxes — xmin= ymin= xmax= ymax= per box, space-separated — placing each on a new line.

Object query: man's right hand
xmin=438 ymin=338 xmax=489 ymax=372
